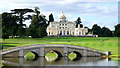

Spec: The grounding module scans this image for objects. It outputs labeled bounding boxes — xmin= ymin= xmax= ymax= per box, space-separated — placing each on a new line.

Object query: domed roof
xmin=59 ymin=12 xmax=66 ymax=19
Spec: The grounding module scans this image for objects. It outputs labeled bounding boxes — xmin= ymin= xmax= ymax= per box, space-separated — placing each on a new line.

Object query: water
xmin=2 ymin=57 xmax=119 ymax=67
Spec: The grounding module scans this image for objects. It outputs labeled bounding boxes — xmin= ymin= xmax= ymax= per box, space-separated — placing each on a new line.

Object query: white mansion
xmin=47 ymin=12 xmax=90 ymax=36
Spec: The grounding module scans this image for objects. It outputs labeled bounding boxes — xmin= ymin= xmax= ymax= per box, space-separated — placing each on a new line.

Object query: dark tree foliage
xmin=11 ymin=8 xmax=34 ymax=37
xmin=76 ymin=17 xmax=82 ymax=24
xmin=114 ymin=23 xmax=120 ymax=37
xmin=75 ymin=17 xmax=82 ymax=28
xmin=101 ymin=27 xmax=113 ymax=37
xmin=2 ymin=7 xmax=48 ymax=39
xmin=92 ymin=24 xmax=113 ymax=37
xmin=92 ymin=24 xmax=102 ymax=36
xmin=48 ymin=13 xmax=54 ymax=25
xmin=28 ymin=7 xmax=47 ymax=38
xmin=2 ymin=12 xmax=18 ymax=39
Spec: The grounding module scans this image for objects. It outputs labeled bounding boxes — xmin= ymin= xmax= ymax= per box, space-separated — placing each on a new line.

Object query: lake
xmin=1 ymin=57 xmax=119 ymax=68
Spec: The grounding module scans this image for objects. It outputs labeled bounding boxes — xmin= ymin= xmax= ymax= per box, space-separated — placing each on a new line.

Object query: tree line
xmin=1 ymin=7 xmax=120 ymax=39
xmin=2 ymin=7 xmax=54 ymax=39
xmin=89 ymin=24 xmax=120 ymax=37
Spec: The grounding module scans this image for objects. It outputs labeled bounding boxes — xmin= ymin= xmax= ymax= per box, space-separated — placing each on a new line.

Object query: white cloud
xmin=0 ymin=0 xmax=118 ymax=30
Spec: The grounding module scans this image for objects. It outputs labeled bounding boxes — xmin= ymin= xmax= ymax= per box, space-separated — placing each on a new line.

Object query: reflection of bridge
xmin=1 ymin=44 xmax=107 ymax=57
xmin=3 ymin=57 xmax=103 ymax=66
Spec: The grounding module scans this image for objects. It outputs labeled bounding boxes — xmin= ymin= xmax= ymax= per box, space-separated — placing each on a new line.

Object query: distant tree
xmin=88 ymin=28 xmax=93 ymax=34
xmin=92 ymin=24 xmax=102 ymax=37
xmin=75 ymin=17 xmax=82 ymax=28
xmin=114 ymin=23 xmax=120 ymax=37
xmin=101 ymin=27 xmax=113 ymax=37
xmin=76 ymin=17 xmax=82 ymax=24
xmin=48 ymin=13 xmax=54 ymax=25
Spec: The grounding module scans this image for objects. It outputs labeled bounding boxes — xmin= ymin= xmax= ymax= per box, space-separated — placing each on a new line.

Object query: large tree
xmin=11 ymin=8 xmax=34 ymax=37
xmin=114 ymin=23 xmax=120 ymax=37
xmin=2 ymin=12 xmax=19 ymax=39
xmin=92 ymin=24 xmax=102 ymax=37
xmin=101 ymin=27 xmax=113 ymax=37
xmin=28 ymin=7 xmax=47 ymax=38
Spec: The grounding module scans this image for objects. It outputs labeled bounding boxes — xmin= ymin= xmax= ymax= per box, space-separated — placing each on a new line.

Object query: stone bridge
xmin=1 ymin=44 xmax=107 ymax=57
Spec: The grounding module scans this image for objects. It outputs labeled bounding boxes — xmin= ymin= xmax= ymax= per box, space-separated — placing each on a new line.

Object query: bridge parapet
xmin=1 ymin=44 xmax=107 ymax=57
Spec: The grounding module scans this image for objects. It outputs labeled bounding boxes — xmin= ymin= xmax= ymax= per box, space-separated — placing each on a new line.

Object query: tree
xmin=92 ymin=24 xmax=102 ymax=36
xmin=75 ymin=17 xmax=82 ymax=28
xmin=2 ymin=12 xmax=19 ymax=38
xmin=28 ymin=7 xmax=47 ymax=38
xmin=48 ymin=13 xmax=54 ymax=25
xmin=11 ymin=8 xmax=34 ymax=37
xmin=101 ymin=27 xmax=113 ymax=37
xmin=114 ymin=23 xmax=120 ymax=37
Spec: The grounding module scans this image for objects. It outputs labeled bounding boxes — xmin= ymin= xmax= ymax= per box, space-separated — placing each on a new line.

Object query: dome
xmin=59 ymin=12 xmax=66 ymax=19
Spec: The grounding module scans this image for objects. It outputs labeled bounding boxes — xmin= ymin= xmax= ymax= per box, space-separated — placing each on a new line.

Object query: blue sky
xmin=0 ymin=0 xmax=119 ymax=30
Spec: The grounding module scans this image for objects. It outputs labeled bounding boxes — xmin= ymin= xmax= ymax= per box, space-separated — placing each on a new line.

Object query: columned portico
xmin=47 ymin=12 xmax=89 ymax=36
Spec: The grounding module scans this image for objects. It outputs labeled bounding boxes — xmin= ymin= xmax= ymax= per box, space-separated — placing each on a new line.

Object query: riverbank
xmin=1 ymin=37 xmax=119 ymax=57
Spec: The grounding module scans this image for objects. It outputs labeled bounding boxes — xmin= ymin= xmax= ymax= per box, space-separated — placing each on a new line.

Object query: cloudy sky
xmin=0 ymin=0 xmax=119 ymax=30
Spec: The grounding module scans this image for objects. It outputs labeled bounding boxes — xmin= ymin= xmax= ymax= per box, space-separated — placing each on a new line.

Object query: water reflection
xmin=2 ymin=57 xmax=102 ymax=66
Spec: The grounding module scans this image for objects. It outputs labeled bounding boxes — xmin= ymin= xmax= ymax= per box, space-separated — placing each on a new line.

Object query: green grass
xmin=1 ymin=37 xmax=119 ymax=55
xmin=24 ymin=52 xmax=35 ymax=61
xmin=68 ymin=52 xmax=77 ymax=60
xmin=45 ymin=52 xmax=58 ymax=62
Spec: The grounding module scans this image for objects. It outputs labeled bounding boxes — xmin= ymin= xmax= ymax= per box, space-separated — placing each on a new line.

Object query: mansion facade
xmin=47 ymin=12 xmax=89 ymax=36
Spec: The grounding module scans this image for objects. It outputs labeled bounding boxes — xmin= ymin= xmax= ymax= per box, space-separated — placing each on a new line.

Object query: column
xmin=65 ymin=31 xmax=67 ymax=35
xmin=62 ymin=30 xmax=64 ymax=35
xmin=81 ymin=30 xmax=83 ymax=35
xmin=40 ymin=47 xmax=44 ymax=57
xmin=64 ymin=45 xmax=69 ymax=57
xmin=19 ymin=49 xmax=24 ymax=57
xmin=69 ymin=31 xmax=70 ymax=35
xmin=70 ymin=31 xmax=71 ymax=35
xmin=83 ymin=47 xmax=87 ymax=57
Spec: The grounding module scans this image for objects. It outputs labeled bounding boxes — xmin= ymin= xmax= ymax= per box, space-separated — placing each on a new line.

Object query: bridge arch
xmin=31 ymin=51 xmax=39 ymax=57
xmin=45 ymin=50 xmax=63 ymax=57
xmin=69 ymin=51 xmax=82 ymax=61
xmin=24 ymin=51 xmax=39 ymax=61
xmin=72 ymin=51 xmax=82 ymax=57
xmin=31 ymin=51 xmax=39 ymax=60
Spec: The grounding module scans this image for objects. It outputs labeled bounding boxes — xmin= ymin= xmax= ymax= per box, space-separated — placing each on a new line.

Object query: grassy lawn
xmin=0 ymin=37 xmax=119 ymax=55
xmin=68 ymin=52 xmax=77 ymax=60
xmin=45 ymin=51 xmax=58 ymax=62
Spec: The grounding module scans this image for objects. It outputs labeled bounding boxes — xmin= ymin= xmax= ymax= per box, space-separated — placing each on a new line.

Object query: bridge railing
xmin=68 ymin=45 xmax=106 ymax=54
xmin=1 ymin=44 xmax=107 ymax=55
